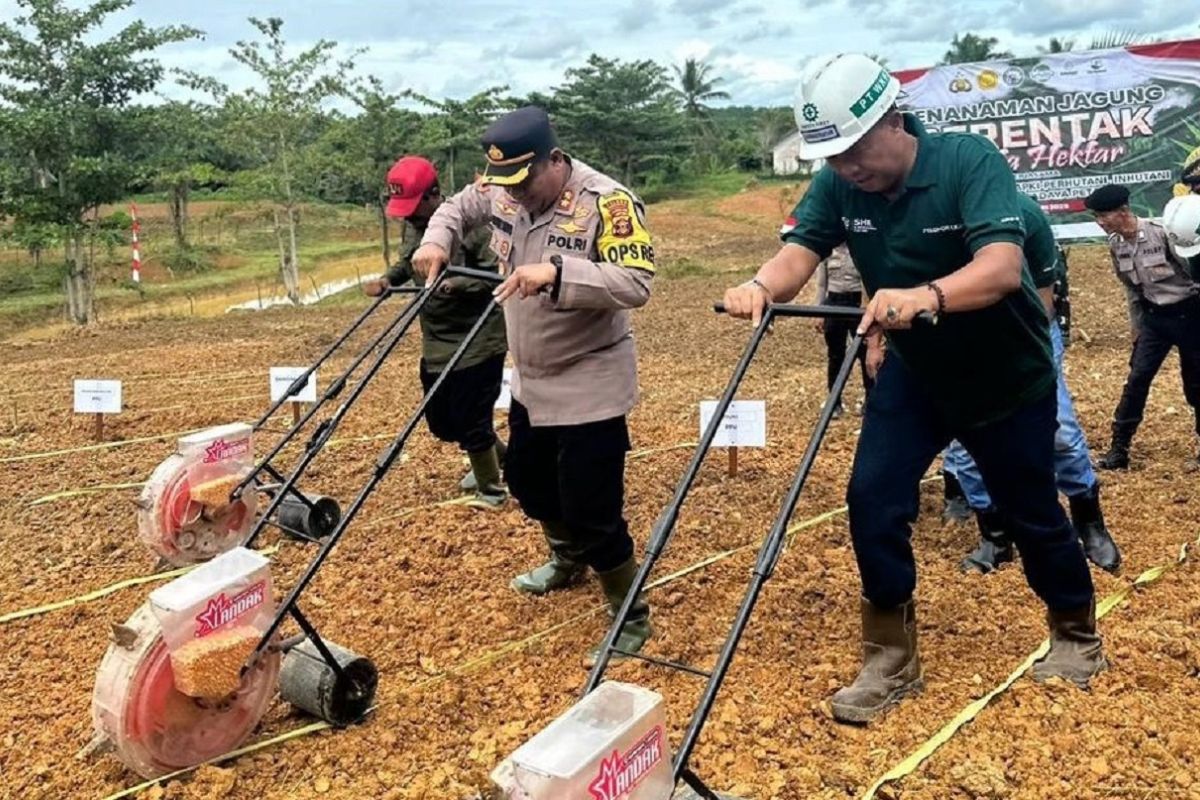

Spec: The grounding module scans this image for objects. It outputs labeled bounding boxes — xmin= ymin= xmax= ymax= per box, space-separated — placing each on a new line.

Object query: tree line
xmin=0 ymin=0 xmax=1177 ymax=323
xmin=0 ymin=1 xmax=780 ymax=321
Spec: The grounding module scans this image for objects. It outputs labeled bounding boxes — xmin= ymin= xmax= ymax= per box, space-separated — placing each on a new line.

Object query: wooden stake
xmin=728 ymin=445 xmax=738 ymax=477
xmin=94 ymin=412 xmax=105 ymax=442
xmin=292 ymin=403 xmax=302 ymax=426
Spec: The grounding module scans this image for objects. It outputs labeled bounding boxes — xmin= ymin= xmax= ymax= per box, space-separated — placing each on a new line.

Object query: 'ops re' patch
xmin=597 ymin=191 xmax=655 ymax=272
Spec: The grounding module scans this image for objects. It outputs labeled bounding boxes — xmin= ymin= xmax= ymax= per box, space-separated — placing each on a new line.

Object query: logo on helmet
xmin=802 ymin=102 xmax=819 ymax=122
xmin=849 ymin=68 xmax=891 ymax=119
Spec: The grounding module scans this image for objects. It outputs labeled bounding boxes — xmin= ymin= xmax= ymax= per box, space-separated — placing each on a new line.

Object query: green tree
xmin=311 ymin=77 xmax=425 ymax=266
xmin=551 ymin=54 xmax=688 ymax=187
xmin=939 ymin=33 xmax=1013 ymax=65
xmin=403 ymin=86 xmax=510 ymax=190
xmin=673 ymin=57 xmax=731 ymax=118
xmin=203 ymin=17 xmax=357 ymax=303
xmin=136 ymin=101 xmax=223 ymax=254
xmin=0 ymin=0 xmax=198 ymax=323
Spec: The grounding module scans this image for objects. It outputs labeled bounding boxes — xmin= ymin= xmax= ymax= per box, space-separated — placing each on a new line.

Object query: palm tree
xmin=939 ymin=33 xmax=1013 ymax=65
xmin=673 ymin=57 xmax=731 ymax=118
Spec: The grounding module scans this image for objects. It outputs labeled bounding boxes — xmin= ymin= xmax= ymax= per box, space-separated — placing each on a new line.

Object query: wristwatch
xmin=549 ymin=254 xmax=564 ymax=301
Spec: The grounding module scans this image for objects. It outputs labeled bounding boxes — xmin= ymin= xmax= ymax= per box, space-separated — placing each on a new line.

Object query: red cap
xmin=385 ymin=156 xmax=438 ymax=218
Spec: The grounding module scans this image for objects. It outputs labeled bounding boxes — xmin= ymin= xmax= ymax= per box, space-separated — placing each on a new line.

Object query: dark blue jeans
xmin=846 ymin=355 xmax=1094 ymax=611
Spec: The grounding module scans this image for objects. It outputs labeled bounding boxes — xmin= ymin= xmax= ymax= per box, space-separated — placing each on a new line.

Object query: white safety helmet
xmin=1163 ymin=194 xmax=1200 ymax=258
xmin=793 ymin=53 xmax=900 ymax=160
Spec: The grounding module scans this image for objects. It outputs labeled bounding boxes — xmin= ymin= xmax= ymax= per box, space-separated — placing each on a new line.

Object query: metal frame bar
xmin=236 ymin=283 xmax=433 ymax=506
xmin=252 ymin=286 xmax=416 ymax=431
xmin=671 ymin=330 xmax=863 ymax=782
xmin=247 ymin=267 xmax=504 ymax=673
xmin=241 ymin=273 xmax=447 ymax=548
xmin=582 ymin=301 xmax=917 ymax=796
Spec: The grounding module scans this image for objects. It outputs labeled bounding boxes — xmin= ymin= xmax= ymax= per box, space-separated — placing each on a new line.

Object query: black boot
xmin=961 ymin=507 xmax=1014 ymax=574
xmin=1097 ymin=425 xmax=1131 ymax=470
xmin=941 ymin=471 xmax=971 ymax=524
xmin=1068 ymin=484 xmax=1121 ymax=573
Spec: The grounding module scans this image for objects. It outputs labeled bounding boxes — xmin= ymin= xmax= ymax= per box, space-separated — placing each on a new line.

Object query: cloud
xmin=617 ymin=0 xmax=661 ymax=31
xmin=1005 ymin=1 xmax=1198 ymax=37
xmin=671 ymin=0 xmax=732 ymax=12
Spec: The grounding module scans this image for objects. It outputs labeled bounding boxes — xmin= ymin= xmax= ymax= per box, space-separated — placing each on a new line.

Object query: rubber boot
xmin=464 ymin=445 xmax=507 ymax=510
xmin=830 ymin=598 xmax=923 ymax=724
xmin=461 ymin=439 xmax=506 ymax=492
xmin=584 ymin=557 xmax=652 ymax=668
xmin=1096 ymin=426 xmax=1131 ymax=470
xmin=1068 ymin=484 xmax=1120 ymax=573
xmin=1031 ymin=601 xmax=1107 ymax=687
xmin=941 ymin=471 xmax=971 ymax=524
xmin=510 ymin=521 xmax=585 ymax=595
xmin=960 ymin=507 xmax=1014 ymax=574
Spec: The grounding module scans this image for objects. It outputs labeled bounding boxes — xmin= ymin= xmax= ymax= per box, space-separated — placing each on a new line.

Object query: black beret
xmin=1083 ymin=184 xmax=1130 ymax=213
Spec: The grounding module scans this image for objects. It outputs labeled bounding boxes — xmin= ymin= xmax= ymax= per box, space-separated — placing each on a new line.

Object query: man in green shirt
xmin=724 ymin=54 xmax=1103 ymax=724
xmin=364 ymin=156 xmax=508 ymax=509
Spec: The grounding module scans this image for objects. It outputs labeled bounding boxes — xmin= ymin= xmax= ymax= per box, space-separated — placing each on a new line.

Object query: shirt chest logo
xmin=843 ymin=217 xmax=877 ymax=234
xmin=922 ymin=223 xmax=964 ymax=235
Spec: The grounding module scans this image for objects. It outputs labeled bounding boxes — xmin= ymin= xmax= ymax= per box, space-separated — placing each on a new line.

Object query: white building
xmin=771 ymin=130 xmax=824 ymax=176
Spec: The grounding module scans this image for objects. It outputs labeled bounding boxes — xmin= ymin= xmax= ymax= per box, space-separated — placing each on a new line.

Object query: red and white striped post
xmin=130 ymin=203 xmax=141 ymax=283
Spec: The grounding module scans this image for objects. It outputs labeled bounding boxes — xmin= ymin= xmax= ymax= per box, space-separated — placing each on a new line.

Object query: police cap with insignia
xmin=479 ymin=105 xmax=558 ymax=186
xmin=1084 ymin=183 xmax=1130 ymax=213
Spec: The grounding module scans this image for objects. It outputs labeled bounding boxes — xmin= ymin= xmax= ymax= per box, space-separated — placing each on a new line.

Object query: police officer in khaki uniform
xmin=1085 ymin=184 xmax=1200 ymax=469
xmin=411 ymin=106 xmax=654 ymax=664
xmin=811 ymin=244 xmax=873 ymax=418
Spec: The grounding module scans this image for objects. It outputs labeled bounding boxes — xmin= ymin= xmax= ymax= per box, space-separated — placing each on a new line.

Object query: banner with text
xmin=895 ymin=39 xmax=1200 ymax=238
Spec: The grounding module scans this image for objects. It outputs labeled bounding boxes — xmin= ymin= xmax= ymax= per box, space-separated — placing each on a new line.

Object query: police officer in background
xmin=364 ymin=156 xmax=508 ymax=509
xmin=1086 ymin=184 xmax=1200 ymax=469
xmin=811 ymin=244 xmax=873 ymax=417
xmin=411 ymin=106 xmax=655 ymax=664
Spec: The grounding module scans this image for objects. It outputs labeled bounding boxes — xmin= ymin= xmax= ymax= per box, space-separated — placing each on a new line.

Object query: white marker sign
xmin=699 ymin=400 xmax=766 ymax=447
xmin=495 ymin=368 xmax=514 ymax=411
xmin=74 ymin=379 xmax=122 ymax=414
xmin=269 ymin=367 xmax=318 ymax=403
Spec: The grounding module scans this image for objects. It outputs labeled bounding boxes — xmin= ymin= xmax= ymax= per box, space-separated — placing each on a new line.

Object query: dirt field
xmin=1 ymin=186 xmax=1198 ymax=799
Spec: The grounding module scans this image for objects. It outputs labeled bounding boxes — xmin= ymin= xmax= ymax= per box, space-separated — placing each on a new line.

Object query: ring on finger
xmin=885 ymin=305 xmax=899 ymax=322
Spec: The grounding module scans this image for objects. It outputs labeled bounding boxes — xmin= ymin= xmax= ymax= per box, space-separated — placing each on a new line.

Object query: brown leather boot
xmin=830 ymin=597 xmax=923 ymax=724
xmin=1031 ymin=601 xmax=1107 ymax=687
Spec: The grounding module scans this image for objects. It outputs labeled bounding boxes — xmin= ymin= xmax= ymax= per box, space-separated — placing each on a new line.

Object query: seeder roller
xmin=91 ymin=268 xmax=504 ymax=779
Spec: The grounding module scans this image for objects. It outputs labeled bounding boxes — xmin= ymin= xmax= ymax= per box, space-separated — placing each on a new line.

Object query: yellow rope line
xmin=0 ymin=428 xmax=206 ymax=464
xmin=0 ymin=544 xmax=282 ymax=625
xmin=861 ymin=530 xmax=1200 ymax=800
xmin=97 ymin=720 xmax=335 ymax=800
xmin=27 ymin=482 xmax=146 ymax=506
xmin=90 ymin=488 xmax=875 ymax=798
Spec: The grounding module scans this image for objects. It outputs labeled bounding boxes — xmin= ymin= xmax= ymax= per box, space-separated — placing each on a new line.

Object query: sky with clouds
xmin=3 ymin=1 xmax=1198 ymax=107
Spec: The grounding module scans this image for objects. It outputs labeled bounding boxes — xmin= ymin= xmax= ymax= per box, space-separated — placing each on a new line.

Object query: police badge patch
xmin=597 ymin=191 xmax=654 ymax=271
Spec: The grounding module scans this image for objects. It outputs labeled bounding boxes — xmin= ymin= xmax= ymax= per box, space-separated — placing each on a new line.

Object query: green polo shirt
xmin=1019 ymin=194 xmax=1060 ymax=290
xmin=784 ymin=114 xmax=1053 ymax=429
